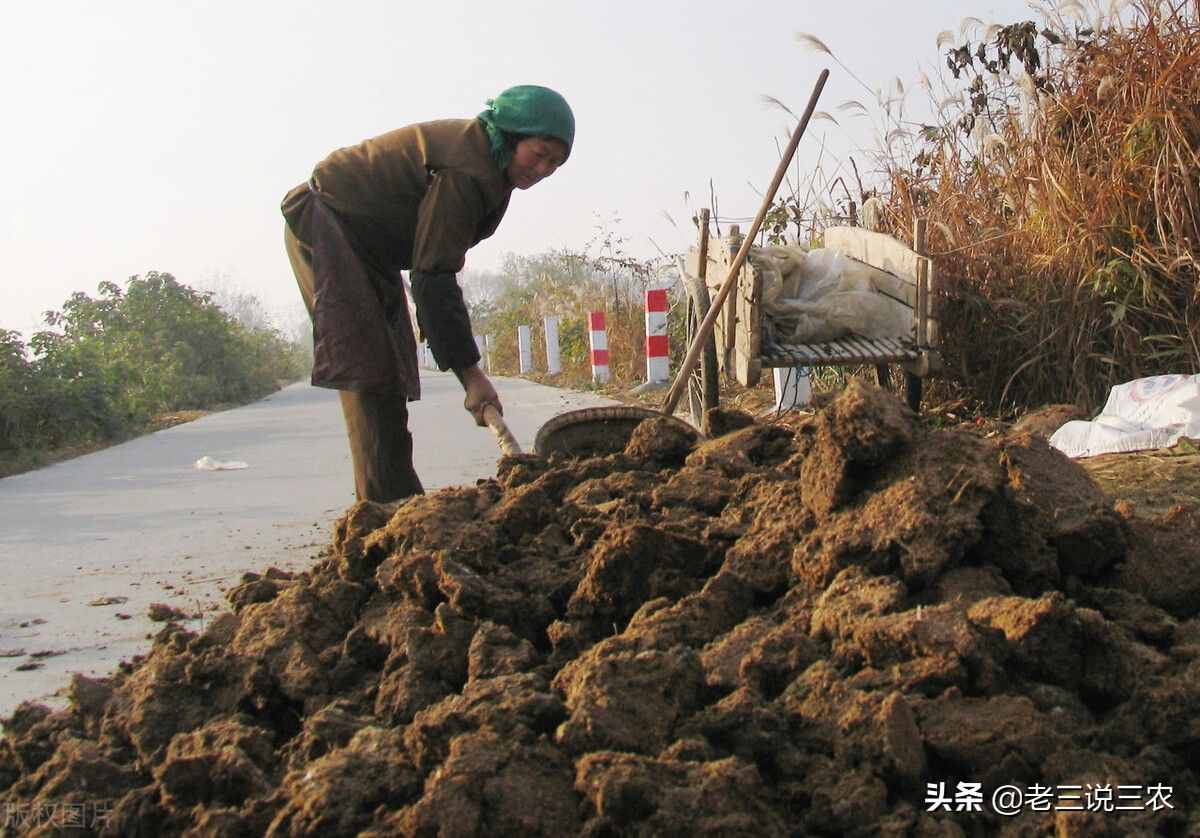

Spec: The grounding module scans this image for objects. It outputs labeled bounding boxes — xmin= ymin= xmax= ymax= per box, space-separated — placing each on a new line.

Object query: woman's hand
xmin=459 ymin=365 xmax=501 ymax=427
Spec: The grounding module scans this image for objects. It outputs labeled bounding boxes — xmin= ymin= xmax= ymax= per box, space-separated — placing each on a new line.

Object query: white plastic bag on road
xmin=1049 ymin=373 xmax=1200 ymax=458
xmin=194 ymin=456 xmax=249 ymax=471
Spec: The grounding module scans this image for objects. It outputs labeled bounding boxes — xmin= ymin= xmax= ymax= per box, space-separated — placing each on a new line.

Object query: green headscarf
xmin=477 ymin=85 xmax=575 ymax=170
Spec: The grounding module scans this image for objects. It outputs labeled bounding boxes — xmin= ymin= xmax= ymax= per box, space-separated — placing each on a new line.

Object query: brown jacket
xmin=282 ymin=118 xmax=512 ymax=396
xmin=283 ymin=119 xmax=512 ymax=272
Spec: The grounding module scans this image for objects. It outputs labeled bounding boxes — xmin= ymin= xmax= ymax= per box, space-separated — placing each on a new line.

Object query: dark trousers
xmin=285 ymin=222 xmax=425 ymax=503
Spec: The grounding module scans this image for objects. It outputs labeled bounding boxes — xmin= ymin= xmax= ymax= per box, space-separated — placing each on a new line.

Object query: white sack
xmin=1049 ymin=373 xmax=1200 ymax=458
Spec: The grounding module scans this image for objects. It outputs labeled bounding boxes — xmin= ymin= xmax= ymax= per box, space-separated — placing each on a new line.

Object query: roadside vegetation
xmin=470 ymin=0 xmax=1197 ymax=416
xmin=0 ymin=272 xmax=311 ymax=477
xmin=775 ymin=0 xmax=1198 ymax=412
xmin=461 ymin=223 xmax=684 ymax=389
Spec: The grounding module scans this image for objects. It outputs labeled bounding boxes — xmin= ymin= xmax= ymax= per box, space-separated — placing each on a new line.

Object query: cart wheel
xmin=875 ymin=364 xmax=923 ymax=412
xmin=685 ymin=275 xmax=720 ymax=431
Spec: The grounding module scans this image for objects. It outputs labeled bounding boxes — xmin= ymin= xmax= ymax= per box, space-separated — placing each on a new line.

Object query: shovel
xmin=482 ymin=403 xmax=700 ymax=458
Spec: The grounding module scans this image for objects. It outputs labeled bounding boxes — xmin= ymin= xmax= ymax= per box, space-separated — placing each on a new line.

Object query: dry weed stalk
xmin=880 ymin=0 xmax=1199 ymax=410
xmin=772 ymin=0 xmax=1197 ymax=412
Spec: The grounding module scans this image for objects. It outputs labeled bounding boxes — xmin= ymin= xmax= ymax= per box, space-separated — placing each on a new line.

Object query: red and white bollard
xmin=644 ymin=288 xmax=670 ymax=383
xmin=589 ymin=311 xmax=609 ymax=384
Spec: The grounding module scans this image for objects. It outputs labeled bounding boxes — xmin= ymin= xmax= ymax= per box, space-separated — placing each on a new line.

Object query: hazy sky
xmin=2 ymin=0 xmax=1039 ymax=338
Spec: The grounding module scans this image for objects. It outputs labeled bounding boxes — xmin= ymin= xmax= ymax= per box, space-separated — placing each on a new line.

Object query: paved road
xmin=0 ymin=372 xmax=618 ymax=718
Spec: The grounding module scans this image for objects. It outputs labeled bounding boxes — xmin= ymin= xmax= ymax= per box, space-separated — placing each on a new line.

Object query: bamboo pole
xmin=694 ymin=208 xmax=712 ymax=430
xmin=662 ymin=68 xmax=829 ymax=416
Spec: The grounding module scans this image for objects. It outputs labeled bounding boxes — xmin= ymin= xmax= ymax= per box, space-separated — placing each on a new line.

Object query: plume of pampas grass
xmin=938 ymin=95 xmax=963 ymax=113
xmin=1060 ymin=0 xmax=1087 ymax=19
xmin=959 ymin=16 xmax=984 ymax=38
xmin=794 ymin=32 xmax=833 ymax=56
xmin=760 ymin=95 xmax=797 ymax=118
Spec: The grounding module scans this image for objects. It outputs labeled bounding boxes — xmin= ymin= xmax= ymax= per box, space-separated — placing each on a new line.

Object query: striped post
xmin=517 ymin=325 xmax=532 ymax=374
xmin=589 ymin=311 xmax=609 ymax=384
xmin=644 ymin=287 xmax=670 ymax=383
xmin=483 ymin=334 xmax=492 ymax=374
xmin=544 ymin=316 xmax=561 ymax=375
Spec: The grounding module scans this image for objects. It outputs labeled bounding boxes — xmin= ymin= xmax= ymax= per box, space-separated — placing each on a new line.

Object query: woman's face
xmin=506 ymin=136 xmax=568 ymax=190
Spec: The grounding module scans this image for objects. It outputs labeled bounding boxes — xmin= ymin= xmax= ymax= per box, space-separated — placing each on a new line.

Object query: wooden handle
xmin=662 ymin=68 xmax=829 ymax=416
xmin=483 ymin=404 xmax=522 ymax=456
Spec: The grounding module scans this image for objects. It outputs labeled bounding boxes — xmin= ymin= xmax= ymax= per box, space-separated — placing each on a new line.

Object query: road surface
xmin=0 ymin=372 xmax=618 ymax=719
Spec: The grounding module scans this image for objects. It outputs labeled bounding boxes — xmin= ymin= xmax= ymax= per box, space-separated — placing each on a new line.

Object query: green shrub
xmin=0 ymin=272 xmax=310 ymax=460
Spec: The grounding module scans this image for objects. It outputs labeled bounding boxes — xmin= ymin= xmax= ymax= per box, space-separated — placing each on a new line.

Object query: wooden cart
xmin=681 ymin=214 xmax=941 ymax=423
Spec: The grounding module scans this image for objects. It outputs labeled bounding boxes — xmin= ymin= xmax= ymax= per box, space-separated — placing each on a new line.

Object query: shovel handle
xmin=662 ymin=68 xmax=829 ymax=416
xmin=483 ymin=404 xmax=522 ymax=456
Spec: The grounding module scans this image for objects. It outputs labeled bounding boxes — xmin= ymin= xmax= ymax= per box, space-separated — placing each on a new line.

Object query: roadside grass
xmin=0 ymin=390 xmax=300 ymax=480
xmin=0 ymin=408 xmax=219 ymax=479
xmin=867 ymin=2 xmax=1200 ymax=411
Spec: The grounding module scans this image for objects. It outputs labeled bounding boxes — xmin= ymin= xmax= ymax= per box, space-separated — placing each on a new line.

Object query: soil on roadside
xmin=2 ymin=381 xmax=1196 ymax=836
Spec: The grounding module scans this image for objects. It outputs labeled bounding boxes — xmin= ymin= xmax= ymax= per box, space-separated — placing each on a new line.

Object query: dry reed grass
xmin=759 ymin=1 xmax=1199 ymax=412
xmin=873 ymin=0 xmax=1200 ymax=411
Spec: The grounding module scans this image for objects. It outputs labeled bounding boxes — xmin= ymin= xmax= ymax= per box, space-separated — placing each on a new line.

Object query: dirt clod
xmin=147 ymin=603 xmax=191 ymax=623
xmin=1011 ymin=403 xmax=1089 ymax=438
